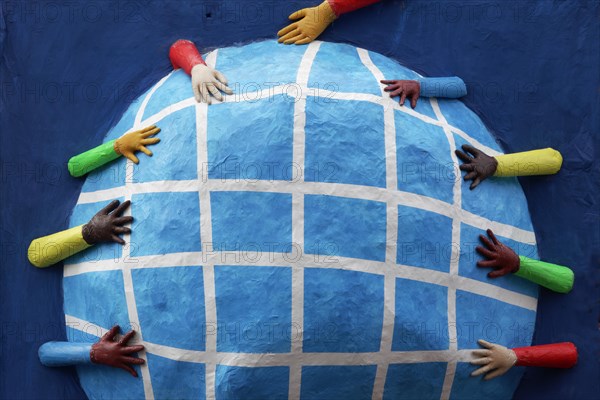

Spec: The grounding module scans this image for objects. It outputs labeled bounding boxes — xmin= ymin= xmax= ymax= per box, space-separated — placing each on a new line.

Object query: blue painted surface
xmin=300 ymin=365 xmax=378 ymax=400
xmin=451 ymin=362 xmax=526 ymax=400
xmin=305 ymin=98 xmax=386 ymax=187
xmin=130 ymin=191 xmax=201 ymax=256
xmin=2 ymin=2 xmax=598 ymax=399
xmin=303 ymin=268 xmax=384 ymax=353
xmin=215 ymin=365 xmax=290 ymax=400
xmin=63 ymin=270 xmax=130 ymax=331
xmin=132 ymin=266 xmax=206 ymax=351
xmin=456 ymin=291 xmax=536 ymax=350
xmin=304 ymin=195 xmax=387 ymax=262
xmin=459 ymin=223 xmax=539 ymax=297
xmin=383 ymin=362 xmax=447 ymax=400
xmin=147 ymin=353 xmax=206 ymax=400
xmin=133 ymin=106 xmax=198 ymax=183
xmin=396 ymin=205 xmax=453 ymax=272
xmin=392 ymin=278 xmax=448 ymax=351
xmin=211 ymin=191 xmax=292 ymax=252
xmin=143 ymin=71 xmax=195 ymax=120
xmin=308 ymin=41 xmax=380 ymax=95
xmin=207 ymin=95 xmax=295 ymax=181
xmin=214 ymin=265 xmax=292 ymax=353
xmin=395 ymin=109 xmax=454 ymax=203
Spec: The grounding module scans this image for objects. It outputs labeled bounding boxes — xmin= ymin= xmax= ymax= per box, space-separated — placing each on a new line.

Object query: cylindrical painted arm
xmin=494 ymin=148 xmax=563 ymax=177
xmin=68 ymin=140 xmax=120 ymax=177
xmin=169 ymin=39 xmax=206 ymax=75
xmin=39 ymin=342 xmax=93 ymax=367
xmin=27 ymin=225 xmax=92 ymax=268
xmin=327 ymin=0 xmax=382 ymax=16
xmin=418 ymin=76 xmax=467 ymax=98
xmin=513 ymin=342 xmax=577 ymax=368
xmin=515 ymin=256 xmax=574 ymax=293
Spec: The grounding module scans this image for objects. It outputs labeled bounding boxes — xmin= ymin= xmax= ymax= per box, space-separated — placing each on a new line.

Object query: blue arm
xmin=38 ymin=342 xmax=93 ymax=367
xmin=418 ymin=76 xmax=467 ymax=98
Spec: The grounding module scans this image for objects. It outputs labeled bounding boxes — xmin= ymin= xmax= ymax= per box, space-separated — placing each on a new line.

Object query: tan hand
xmin=114 ymin=125 xmax=161 ymax=164
xmin=277 ymin=1 xmax=337 ymax=45
xmin=471 ymin=339 xmax=517 ymax=380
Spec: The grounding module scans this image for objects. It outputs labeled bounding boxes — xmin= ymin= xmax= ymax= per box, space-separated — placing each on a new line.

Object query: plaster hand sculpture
xmin=39 ymin=325 xmax=145 ymax=377
xmin=278 ymin=0 xmax=381 ymax=44
xmin=456 ymin=144 xmax=563 ymax=190
xmin=68 ymin=125 xmax=160 ymax=177
xmin=169 ymin=39 xmax=233 ymax=104
xmin=476 ymin=229 xmax=574 ymax=293
xmin=380 ymin=77 xmax=467 ymax=108
xmin=27 ymin=200 xmax=133 ymax=268
xmin=471 ymin=339 xmax=577 ymax=380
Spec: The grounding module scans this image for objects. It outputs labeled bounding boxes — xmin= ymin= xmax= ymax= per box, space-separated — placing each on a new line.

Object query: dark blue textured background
xmin=1 ymin=1 xmax=598 ymax=399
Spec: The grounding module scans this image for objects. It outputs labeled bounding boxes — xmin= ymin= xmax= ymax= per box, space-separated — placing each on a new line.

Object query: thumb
xmin=289 ymin=8 xmax=307 ymax=20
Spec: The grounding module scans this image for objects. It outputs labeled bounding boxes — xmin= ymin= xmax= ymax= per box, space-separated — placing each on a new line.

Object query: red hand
xmin=90 ymin=325 xmax=145 ymax=377
xmin=475 ymin=229 xmax=520 ymax=278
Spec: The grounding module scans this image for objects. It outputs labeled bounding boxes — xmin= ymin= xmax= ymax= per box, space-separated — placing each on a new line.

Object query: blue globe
xmin=63 ymin=40 xmax=539 ymax=400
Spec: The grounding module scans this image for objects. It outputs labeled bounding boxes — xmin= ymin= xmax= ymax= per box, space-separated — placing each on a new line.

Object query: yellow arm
xmin=494 ymin=148 xmax=563 ymax=177
xmin=27 ymin=225 xmax=92 ymax=268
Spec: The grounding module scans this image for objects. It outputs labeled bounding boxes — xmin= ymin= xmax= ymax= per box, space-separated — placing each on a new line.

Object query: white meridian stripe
xmin=65 ymin=314 xmax=480 ymax=366
xmin=199 ymin=49 xmax=218 ymax=400
xmin=288 ymin=40 xmax=321 ymax=400
xmin=63 ymin=251 xmax=537 ymax=311
xmin=75 ymin=179 xmax=535 ymax=245
xmin=356 ymin=47 xmax=398 ymax=400
xmin=431 ymin=99 xmax=461 ymax=400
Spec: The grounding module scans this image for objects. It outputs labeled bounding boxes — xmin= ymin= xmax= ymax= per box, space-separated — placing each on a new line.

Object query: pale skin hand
xmin=114 ymin=125 xmax=161 ymax=164
xmin=471 ymin=339 xmax=517 ymax=380
xmin=191 ymin=64 xmax=233 ymax=104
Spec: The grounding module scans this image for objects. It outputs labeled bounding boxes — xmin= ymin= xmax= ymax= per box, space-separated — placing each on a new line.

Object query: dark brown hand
xmin=90 ymin=325 xmax=145 ymax=377
xmin=380 ymin=79 xmax=421 ymax=108
xmin=476 ymin=229 xmax=520 ymax=278
xmin=82 ymin=200 xmax=133 ymax=245
xmin=455 ymin=144 xmax=498 ymax=190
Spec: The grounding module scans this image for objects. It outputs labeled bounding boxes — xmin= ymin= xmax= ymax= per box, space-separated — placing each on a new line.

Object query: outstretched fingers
xmin=140 ymin=126 xmax=160 ymax=138
xmin=277 ymin=22 xmax=298 ymax=38
xmin=462 ymin=144 xmax=480 ymax=157
xmin=99 ymin=200 xmax=120 ymax=215
xmin=101 ymin=325 xmax=121 ymax=341
xmin=486 ymin=229 xmax=500 ymax=246
xmin=119 ymin=330 xmax=136 ymax=345
xmin=113 ymin=216 xmax=134 ymax=226
xmin=288 ymin=8 xmax=307 ymax=20
xmin=111 ymin=200 xmax=131 ymax=217
xmin=455 ymin=149 xmax=473 ymax=163
xmin=476 ymin=245 xmax=496 ymax=259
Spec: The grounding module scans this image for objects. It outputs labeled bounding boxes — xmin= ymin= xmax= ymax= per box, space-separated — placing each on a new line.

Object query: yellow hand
xmin=277 ymin=1 xmax=336 ymax=45
xmin=114 ymin=125 xmax=161 ymax=164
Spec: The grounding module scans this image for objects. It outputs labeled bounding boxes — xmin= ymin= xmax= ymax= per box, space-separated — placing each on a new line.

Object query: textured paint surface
xmin=215 ymin=365 xmax=290 ymax=400
xmin=300 ymin=365 xmax=378 ymax=400
xmin=392 ymin=278 xmax=448 ymax=351
xmin=147 ymin=353 xmax=206 ymax=400
xmin=132 ymin=266 xmax=206 ymax=351
xmin=2 ymin=4 xmax=598 ymax=398
xmin=303 ymin=268 xmax=384 ymax=352
xmin=383 ymin=362 xmax=447 ymax=400
xmin=214 ymin=265 xmax=292 ymax=353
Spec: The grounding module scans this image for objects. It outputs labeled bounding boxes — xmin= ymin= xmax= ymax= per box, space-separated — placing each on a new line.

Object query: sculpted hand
xmin=471 ymin=339 xmax=517 ymax=380
xmin=476 ymin=229 xmax=520 ymax=278
xmin=82 ymin=200 xmax=133 ymax=245
xmin=90 ymin=325 xmax=145 ymax=377
xmin=191 ymin=64 xmax=233 ymax=104
xmin=114 ymin=125 xmax=161 ymax=164
xmin=455 ymin=144 xmax=498 ymax=190
xmin=380 ymin=80 xmax=421 ymax=108
xmin=277 ymin=1 xmax=337 ymax=45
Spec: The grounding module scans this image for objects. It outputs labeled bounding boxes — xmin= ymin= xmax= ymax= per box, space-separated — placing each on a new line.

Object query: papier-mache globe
xmin=63 ymin=40 xmax=539 ymax=400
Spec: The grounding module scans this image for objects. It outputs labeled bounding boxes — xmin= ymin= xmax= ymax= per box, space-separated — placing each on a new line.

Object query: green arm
xmin=515 ymin=256 xmax=574 ymax=293
xmin=68 ymin=139 xmax=120 ymax=177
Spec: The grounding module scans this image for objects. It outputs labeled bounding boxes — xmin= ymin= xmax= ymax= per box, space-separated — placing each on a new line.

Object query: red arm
xmin=513 ymin=342 xmax=578 ymax=368
xmin=169 ymin=40 xmax=206 ymax=76
xmin=327 ymin=0 xmax=382 ymax=16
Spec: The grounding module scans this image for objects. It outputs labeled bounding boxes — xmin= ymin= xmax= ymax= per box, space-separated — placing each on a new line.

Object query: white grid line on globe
xmin=288 ymin=40 xmax=320 ymax=400
xmin=63 ymin=251 xmax=537 ymax=311
xmin=197 ymin=49 xmax=219 ymax=400
xmin=65 ymin=314 xmax=480 ymax=366
xmin=357 ymin=47 xmax=398 ymax=400
xmin=75 ymin=180 xmax=535 ymax=245
xmin=66 ymin=41 xmax=539 ymax=400
xmin=431 ymin=98 xmax=462 ymax=400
